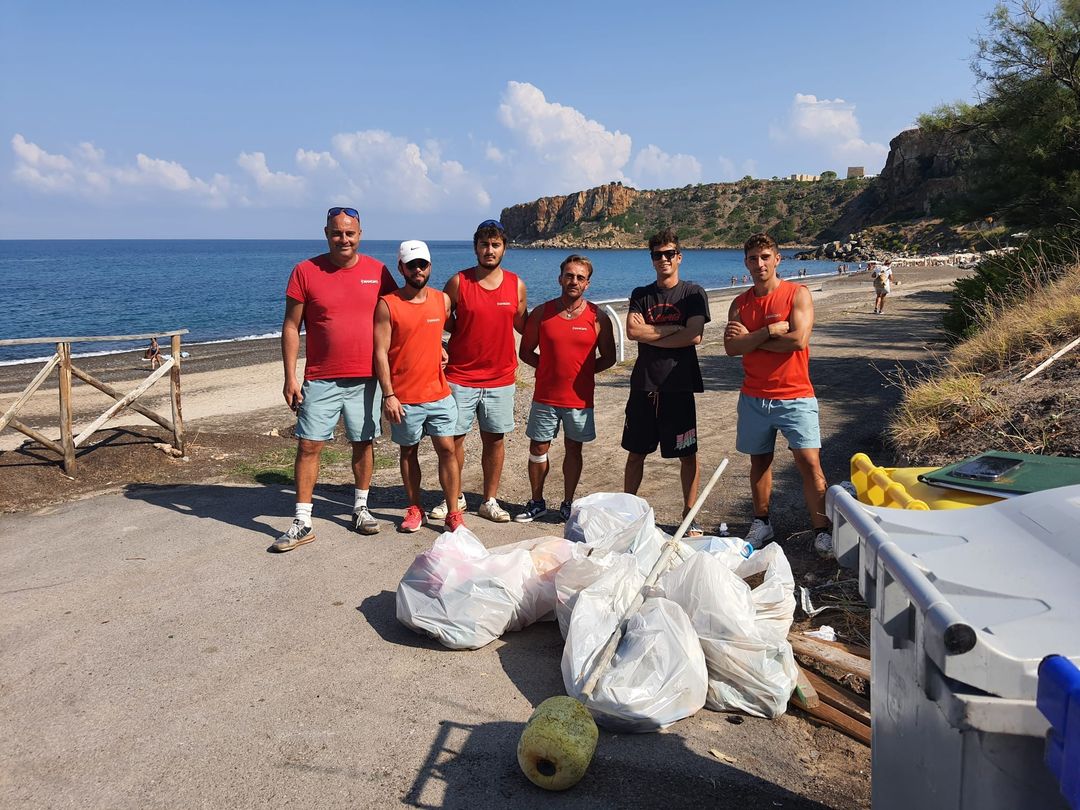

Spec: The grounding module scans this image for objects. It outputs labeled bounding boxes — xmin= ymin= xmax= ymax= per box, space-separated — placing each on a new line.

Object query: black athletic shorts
xmin=620 ymin=390 xmax=698 ymax=458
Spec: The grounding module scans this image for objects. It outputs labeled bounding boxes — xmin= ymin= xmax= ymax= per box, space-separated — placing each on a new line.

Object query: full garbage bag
xmin=396 ymin=529 xmax=576 ymax=650
xmin=658 ymin=545 xmax=797 ymax=718
xmin=561 ymin=557 xmax=708 ymax=732
xmin=564 ymin=492 xmax=663 ymax=574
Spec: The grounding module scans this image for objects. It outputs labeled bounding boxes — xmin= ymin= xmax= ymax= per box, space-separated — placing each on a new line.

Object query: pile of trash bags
xmin=396 ymin=492 xmax=798 ymax=732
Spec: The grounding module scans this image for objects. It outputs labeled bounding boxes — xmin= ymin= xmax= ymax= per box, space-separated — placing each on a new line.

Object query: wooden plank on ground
xmin=9 ymin=417 xmax=65 ymax=456
xmin=790 ymin=666 xmax=820 ymax=710
xmin=794 ymin=701 xmax=871 ymax=746
xmin=788 ymin=634 xmax=871 ymax=681
xmin=804 ymin=670 xmax=871 ymax=725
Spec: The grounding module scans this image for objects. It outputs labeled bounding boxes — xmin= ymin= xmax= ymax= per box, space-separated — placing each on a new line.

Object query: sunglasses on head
xmin=405 ymin=259 xmax=430 ymax=271
xmin=327 ymin=207 xmax=359 ymax=220
xmin=650 ymin=249 xmax=679 ymax=261
xmin=476 ymin=219 xmax=505 ymax=230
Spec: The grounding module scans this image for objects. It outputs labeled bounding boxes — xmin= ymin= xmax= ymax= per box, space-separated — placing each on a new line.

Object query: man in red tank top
xmin=515 ymin=255 xmax=617 ymax=523
xmin=373 ymin=241 xmax=464 ymax=534
xmin=436 ymin=219 xmax=528 ymax=524
xmin=724 ymin=233 xmax=832 ymax=558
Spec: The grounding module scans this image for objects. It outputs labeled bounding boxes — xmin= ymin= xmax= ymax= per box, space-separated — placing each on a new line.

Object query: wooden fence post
xmin=57 ymin=341 xmax=76 ymax=474
xmin=170 ymin=334 xmax=185 ymax=454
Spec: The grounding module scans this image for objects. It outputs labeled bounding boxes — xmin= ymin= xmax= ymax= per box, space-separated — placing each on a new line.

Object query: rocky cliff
xmin=500 ymin=127 xmax=974 ymax=252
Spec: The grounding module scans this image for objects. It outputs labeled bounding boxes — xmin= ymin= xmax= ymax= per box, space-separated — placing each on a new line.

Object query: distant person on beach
xmin=871 ymin=261 xmax=893 ymax=314
xmin=145 ymin=337 xmax=161 ymax=370
xmin=273 ymin=206 xmax=397 ymax=553
xmin=373 ymin=241 xmax=464 ymax=533
xmin=437 ymin=219 xmax=527 ymax=524
xmin=514 ymin=254 xmax=617 ymax=523
xmin=724 ymin=232 xmax=832 ymax=558
xmin=622 ymin=229 xmax=710 ymax=536
xmin=731 ymin=275 xmax=738 ymax=286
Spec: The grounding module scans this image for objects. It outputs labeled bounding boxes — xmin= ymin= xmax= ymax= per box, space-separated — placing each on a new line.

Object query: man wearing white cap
xmin=373 ymin=241 xmax=464 ymax=533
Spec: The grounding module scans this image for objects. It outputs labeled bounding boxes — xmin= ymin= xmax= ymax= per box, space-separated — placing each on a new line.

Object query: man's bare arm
xmin=757 ymin=285 xmax=814 ymax=353
xmin=514 ymin=277 xmax=528 ymax=335
xmin=595 ymin=311 xmax=617 ymax=372
xmin=518 ymin=306 xmax=542 ymax=369
xmin=281 ymin=297 xmax=305 ymax=409
xmin=372 ymin=299 xmax=403 ymax=424
xmin=648 ymin=315 xmax=706 ymax=348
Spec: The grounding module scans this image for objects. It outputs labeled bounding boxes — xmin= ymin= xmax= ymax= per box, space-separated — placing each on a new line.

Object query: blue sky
xmin=1 ymin=0 xmax=998 ymax=239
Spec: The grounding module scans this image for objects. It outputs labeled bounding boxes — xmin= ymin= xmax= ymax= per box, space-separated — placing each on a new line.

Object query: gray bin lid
xmin=829 ymin=483 xmax=1080 ymax=701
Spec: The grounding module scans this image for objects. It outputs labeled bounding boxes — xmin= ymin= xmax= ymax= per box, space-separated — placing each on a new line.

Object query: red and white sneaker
xmin=399 ymin=505 xmax=423 ymax=533
xmin=444 ymin=510 xmax=466 ymax=532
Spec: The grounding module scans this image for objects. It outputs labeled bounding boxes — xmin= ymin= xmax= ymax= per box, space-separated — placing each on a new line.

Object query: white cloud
xmin=295 ymin=148 xmax=339 ymax=172
xmin=12 ymin=134 xmax=72 ymax=170
xmin=485 ymin=144 xmax=505 ymax=163
xmin=237 ymin=151 xmax=305 ymax=194
xmin=497 ymin=81 xmax=632 ymax=192
xmin=630 ymin=144 xmax=702 ymax=188
xmin=772 ymin=94 xmax=888 ymax=170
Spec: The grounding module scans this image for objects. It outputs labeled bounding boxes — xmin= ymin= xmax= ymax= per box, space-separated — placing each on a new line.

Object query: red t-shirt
xmin=382 ymin=291 xmax=451 ymax=405
xmin=734 ymin=280 xmax=815 ymax=399
xmin=534 ymin=300 xmax=599 ymax=408
xmin=445 ymin=268 xmax=519 ymax=387
xmin=285 ymin=253 xmax=397 ymax=380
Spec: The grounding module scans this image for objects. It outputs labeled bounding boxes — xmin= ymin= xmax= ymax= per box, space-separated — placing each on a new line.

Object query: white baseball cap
xmin=398 ymin=240 xmax=431 ymax=264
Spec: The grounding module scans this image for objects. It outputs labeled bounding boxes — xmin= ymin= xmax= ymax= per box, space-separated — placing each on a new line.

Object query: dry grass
xmin=951 ymin=260 xmax=1080 ymax=373
xmin=890 ymin=259 xmax=1080 ymax=460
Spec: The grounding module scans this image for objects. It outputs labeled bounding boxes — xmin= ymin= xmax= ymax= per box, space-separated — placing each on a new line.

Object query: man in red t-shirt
xmin=724 ymin=232 xmax=832 ymax=558
xmin=272 ymin=207 xmax=397 ymax=552
xmin=515 ymin=254 xmax=617 ymax=523
xmin=435 ymin=219 xmax=527 ymax=524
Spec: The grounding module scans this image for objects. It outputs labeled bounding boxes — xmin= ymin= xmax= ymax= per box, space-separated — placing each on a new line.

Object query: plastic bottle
xmin=718 ymin=522 xmax=729 ymax=536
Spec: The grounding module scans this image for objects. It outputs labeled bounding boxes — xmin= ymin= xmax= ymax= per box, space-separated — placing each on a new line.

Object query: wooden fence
xmin=0 ymin=330 xmax=188 ymax=475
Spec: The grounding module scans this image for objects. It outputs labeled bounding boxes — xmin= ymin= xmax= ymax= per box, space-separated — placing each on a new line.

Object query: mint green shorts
xmin=736 ymin=393 xmax=820 ymax=455
xmin=449 ymin=382 xmax=516 ymax=435
xmin=296 ymin=378 xmax=381 ymax=442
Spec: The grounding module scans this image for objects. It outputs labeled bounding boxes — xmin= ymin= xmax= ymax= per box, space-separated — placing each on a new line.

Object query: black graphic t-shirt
xmin=628 ymin=280 xmax=711 ymax=391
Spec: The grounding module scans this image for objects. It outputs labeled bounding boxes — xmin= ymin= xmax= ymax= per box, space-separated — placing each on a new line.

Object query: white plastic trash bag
xmin=553 ymin=550 xmax=628 ymax=638
xmin=396 ymin=529 xmax=573 ymax=650
xmin=658 ymin=548 xmax=797 ymax=718
xmin=562 ymin=560 xmax=708 ymax=732
xmin=564 ymin=492 xmax=663 ymax=574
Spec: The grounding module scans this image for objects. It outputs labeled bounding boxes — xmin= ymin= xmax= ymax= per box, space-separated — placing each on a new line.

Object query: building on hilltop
xmin=790 ymin=174 xmax=820 ymax=182
xmin=846 ymin=166 xmax=865 ymax=179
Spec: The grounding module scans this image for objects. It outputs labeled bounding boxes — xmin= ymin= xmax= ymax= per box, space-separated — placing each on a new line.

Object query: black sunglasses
xmin=327 ymin=206 xmax=359 ymax=220
xmin=405 ymin=259 xmax=431 ymax=271
xmin=476 ymin=219 xmax=505 ymax=230
xmin=650 ymin=249 xmax=679 ymax=261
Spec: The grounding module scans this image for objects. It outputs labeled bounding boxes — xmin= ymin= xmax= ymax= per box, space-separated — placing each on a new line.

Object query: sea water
xmin=0 ymin=240 xmax=842 ymax=364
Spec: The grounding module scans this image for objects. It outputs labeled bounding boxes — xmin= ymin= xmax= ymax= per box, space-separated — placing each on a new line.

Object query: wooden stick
xmin=580 ymin=458 xmax=729 ymax=698
xmin=57 ymin=342 xmax=76 ymax=474
xmin=803 ymin=670 xmax=871 ymax=724
xmin=788 ymin=634 xmax=871 ymax=682
xmin=793 ymin=701 xmax=871 ymax=746
xmin=69 ymin=365 xmax=175 ymax=434
xmin=0 ymin=352 xmax=60 ymax=433
xmin=1022 ymin=334 xmax=1080 ymax=381
xmin=791 ymin=666 xmax=821 ymax=710
xmin=0 ymin=329 xmax=188 ymax=346
xmin=8 ymin=417 xmax=65 ymax=456
xmin=170 ymin=334 xmax=185 ymax=454
xmin=73 ymin=358 xmax=173 ymax=448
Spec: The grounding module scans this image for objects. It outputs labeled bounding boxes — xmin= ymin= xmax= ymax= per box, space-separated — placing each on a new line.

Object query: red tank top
xmin=735 ymin=280 xmax=815 ymax=399
xmin=445 ymin=268 xmax=519 ymax=387
xmin=535 ymin=300 xmax=599 ymax=408
xmin=382 ymin=292 xmax=451 ymax=405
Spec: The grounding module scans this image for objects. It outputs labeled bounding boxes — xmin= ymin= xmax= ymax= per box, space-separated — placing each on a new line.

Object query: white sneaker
xmin=745 ymin=518 xmax=775 ymax=549
xmin=814 ymin=530 xmax=834 ymax=559
xmin=478 ymin=498 xmax=510 ymax=523
xmin=428 ymin=494 xmax=466 ymax=521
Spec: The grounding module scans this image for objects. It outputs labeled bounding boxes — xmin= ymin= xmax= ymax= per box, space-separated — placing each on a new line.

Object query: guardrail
xmin=0 ymin=330 xmax=188 ymax=475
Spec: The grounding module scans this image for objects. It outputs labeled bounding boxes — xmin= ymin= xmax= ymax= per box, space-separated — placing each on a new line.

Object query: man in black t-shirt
xmin=622 ymin=228 xmax=711 ymax=534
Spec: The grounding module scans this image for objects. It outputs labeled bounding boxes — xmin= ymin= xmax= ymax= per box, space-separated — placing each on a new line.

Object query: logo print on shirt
xmin=359 ymin=279 xmax=379 ymax=285
xmin=765 ymin=313 xmax=783 ymax=321
xmin=426 ymin=318 xmax=441 ymax=323
xmin=496 ymin=301 xmax=512 ymax=306
xmin=646 ymin=302 xmax=684 ymax=324
xmin=571 ymin=326 xmax=589 ymax=331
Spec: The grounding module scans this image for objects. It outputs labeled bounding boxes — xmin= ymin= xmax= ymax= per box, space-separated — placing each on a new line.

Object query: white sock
xmin=294 ymin=503 xmax=313 ymax=528
xmin=354 ymin=488 xmax=369 ymax=512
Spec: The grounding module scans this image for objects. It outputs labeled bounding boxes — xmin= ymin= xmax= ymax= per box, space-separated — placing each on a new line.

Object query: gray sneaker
xmin=353 ymin=506 xmax=380 ymax=535
xmin=478 ymin=498 xmax=510 ymax=523
xmin=271 ymin=520 xmax=315 ymax=553
xmin=813 ymin=530 xmax=834 ymax=560
xmin=745 ymin=518 xmax=775 ymax=549
xmin=429 ymin=494 xmax=466 ymax=521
